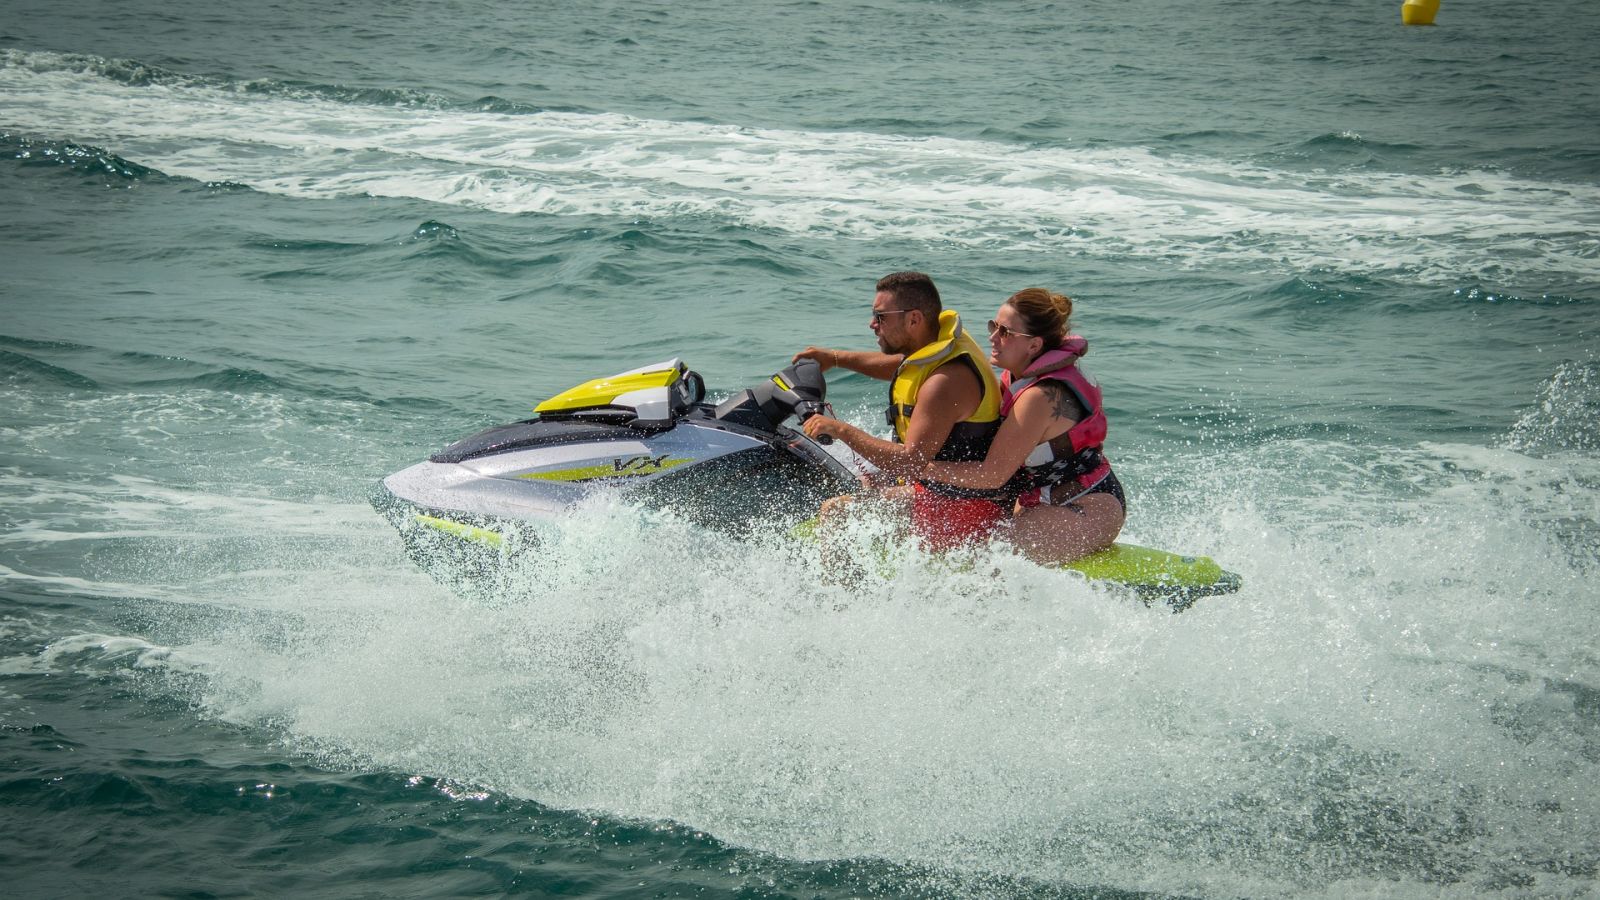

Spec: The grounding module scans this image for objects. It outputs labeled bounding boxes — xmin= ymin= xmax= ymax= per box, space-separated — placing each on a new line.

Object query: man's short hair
xmin=876 ymin=271 xmax=942 ymax=320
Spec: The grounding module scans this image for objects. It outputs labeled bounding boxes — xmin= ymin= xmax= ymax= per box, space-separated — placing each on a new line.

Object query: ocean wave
xmin=0 ymin=349 xmax=101 ymax=390
xmin=0 ymin=48 xmax=481 ymax=113
xmin=0 ymin=343 xmax=102 ymax=390
xmin=1261 ymin=130 xmax=1430 ymax=170
xmin=4 ymin=48 xmax=1597 ymax=288
xmin=0 ymin=335 xmax=406 ymax=416
xmin=408 ymin=219 xmax=459 ymax=242
xmin=1 ymin=132 xmax=164 ymax=182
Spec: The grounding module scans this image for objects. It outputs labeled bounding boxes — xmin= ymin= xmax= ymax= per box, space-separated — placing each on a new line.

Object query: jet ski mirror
xmin=682 ymin=369 xmax=706 ymax=405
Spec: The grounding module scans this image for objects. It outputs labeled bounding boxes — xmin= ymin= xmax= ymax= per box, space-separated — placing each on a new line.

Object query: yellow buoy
xmin=1402 ymin=0 xmax=1440 ymax=25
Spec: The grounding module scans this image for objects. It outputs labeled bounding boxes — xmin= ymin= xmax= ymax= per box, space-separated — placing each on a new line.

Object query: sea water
xmin=2 ymin=1 xmax=1598 ymax=896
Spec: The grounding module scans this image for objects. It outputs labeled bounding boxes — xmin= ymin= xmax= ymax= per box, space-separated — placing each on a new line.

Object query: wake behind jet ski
xmin=375 ymin=358 xmax=1241 ymax=610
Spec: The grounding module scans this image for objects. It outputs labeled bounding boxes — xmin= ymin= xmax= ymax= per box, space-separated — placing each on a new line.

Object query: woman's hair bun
xmin=1005 ymin=287 xmax=1073 ymax=344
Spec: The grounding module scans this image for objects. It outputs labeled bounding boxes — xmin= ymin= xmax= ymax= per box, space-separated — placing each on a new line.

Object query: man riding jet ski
xmin=792 ymin=271 xmax=1013 ymax=554
xmin=375 ymin=357 xmax=1241 ymax=610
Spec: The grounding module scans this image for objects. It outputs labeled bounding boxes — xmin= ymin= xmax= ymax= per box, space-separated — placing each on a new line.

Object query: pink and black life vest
xmin=999 ymin=337 xmax=1111 ymax=500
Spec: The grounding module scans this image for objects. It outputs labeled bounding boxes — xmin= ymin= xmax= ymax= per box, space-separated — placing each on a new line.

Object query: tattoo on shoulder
xmin=1039 ymin=382 xmax=1084 ymax=422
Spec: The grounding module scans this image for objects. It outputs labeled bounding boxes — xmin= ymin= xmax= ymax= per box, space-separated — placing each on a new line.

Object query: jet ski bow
xmin=376 ymin=357 xmax=855 ymax=555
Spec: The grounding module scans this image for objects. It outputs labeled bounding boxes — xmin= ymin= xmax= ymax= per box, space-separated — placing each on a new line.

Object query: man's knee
xmin=818 ymin=493 xmax=856 ymax=523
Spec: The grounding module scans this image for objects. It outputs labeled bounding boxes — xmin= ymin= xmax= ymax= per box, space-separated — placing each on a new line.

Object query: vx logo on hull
xmin=518 ymin=454 xmax=692 ymax=483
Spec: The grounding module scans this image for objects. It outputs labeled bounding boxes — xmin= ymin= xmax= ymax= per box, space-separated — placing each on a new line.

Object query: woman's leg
xmin=1007 ymin=493 xmax=1125 ymax=565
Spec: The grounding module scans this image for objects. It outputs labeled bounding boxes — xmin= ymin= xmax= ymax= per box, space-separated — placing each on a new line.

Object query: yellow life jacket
xmin=886 ymin=310 xmax=1002 ymax=462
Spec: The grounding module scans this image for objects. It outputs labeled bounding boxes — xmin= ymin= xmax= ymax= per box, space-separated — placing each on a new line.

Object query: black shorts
xmin=1058 ymin=469 xmax=1124 ymax=510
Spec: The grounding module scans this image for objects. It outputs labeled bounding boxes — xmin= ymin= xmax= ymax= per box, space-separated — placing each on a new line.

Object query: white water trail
xmin=4 ymin=48 xmax=1597 ymax=286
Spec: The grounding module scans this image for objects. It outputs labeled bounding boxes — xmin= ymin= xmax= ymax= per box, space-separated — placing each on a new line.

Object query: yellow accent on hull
xmin=535 ymin=367 xmax=681 ymax=413
xmin=517 ymin=456 xmax=691 ymax=482
xmin=414 ymin=513 xmax=504 ymax=549
xmin=1063 ymin=543 xmax=1226 ymax=588
xmin=789 ymin=517 xmax=1237 ymax=603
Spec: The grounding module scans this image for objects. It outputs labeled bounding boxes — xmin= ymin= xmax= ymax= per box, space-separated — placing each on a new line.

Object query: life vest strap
xmin=885 ymin=403 xmax=914 ymax=430
xmin=1028 ymin=446 xmax=1106 ymax=488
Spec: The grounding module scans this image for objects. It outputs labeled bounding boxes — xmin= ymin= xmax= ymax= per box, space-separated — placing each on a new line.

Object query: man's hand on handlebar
xmin=792 ymin=346 xmax=837 ymax=371
xmin=802 ymin=413 xmax=851 ymax=446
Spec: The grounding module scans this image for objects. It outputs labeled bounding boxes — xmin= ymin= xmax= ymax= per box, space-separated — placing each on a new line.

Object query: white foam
xmin=8 ymin=359 xmax=1592 ymax=892
xmin=125 ymin=439 xmax=1593 ymax=896
xmin=4 ymin=49 xmax=1596 ymax=286
xmin=0 ymin=631 xmax=189 ymax=675
xmin=4 ymin=419 xmax=1594 ymax=895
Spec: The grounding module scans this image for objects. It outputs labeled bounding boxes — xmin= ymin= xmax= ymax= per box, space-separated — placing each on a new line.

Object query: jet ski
xmin=375 ymin=358 xmax=1241 ymax=610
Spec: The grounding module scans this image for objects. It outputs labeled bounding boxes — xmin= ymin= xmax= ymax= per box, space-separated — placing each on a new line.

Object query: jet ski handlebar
xmin=711 ymin=358 xmax=835 ymax=441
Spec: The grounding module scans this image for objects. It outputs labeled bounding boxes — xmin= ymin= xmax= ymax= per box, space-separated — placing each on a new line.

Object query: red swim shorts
xmin=910 ymin=482 xmax=1007 ymax=553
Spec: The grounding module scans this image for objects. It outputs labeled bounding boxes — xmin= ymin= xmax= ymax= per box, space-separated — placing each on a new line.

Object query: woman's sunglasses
xmin=987 ymin=320 xmax=1037 ymax=339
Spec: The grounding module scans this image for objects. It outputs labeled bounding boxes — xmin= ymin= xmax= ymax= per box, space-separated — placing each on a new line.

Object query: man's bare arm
xmin=792 ymin=346 xmax=903 ymax=381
